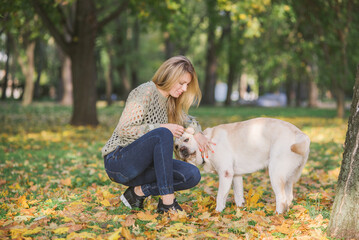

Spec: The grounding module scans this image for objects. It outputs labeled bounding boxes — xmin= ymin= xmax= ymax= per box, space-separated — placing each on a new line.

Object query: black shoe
xmin=157 ymin=198 xmax=183 ymax=213
xmin=120 ymin=187 xmax=146 ymax=209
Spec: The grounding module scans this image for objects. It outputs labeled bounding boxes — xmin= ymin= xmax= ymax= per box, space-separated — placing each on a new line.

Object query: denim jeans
xmin=104 ymin=128 xmax=201 ymax=196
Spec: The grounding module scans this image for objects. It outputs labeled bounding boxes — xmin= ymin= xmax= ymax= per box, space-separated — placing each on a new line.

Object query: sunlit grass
xmin=0 ymin=101 xmax=349 ymax=239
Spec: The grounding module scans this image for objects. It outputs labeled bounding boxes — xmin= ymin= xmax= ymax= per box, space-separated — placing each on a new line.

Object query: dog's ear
xmin=185 ymin=127 xmax=195 ymax=135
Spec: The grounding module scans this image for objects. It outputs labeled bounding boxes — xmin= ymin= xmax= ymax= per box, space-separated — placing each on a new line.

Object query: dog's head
xmin=174 ymin=127 xmax=215 ymax=172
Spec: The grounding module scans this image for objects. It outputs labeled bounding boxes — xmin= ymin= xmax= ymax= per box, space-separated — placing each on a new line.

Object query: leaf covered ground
xmin=0 ymin=102 xmax=347 ymax=239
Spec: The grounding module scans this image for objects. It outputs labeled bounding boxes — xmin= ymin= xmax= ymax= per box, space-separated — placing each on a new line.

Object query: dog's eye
xmin=184 ymin=138 xmax=189 ymax=142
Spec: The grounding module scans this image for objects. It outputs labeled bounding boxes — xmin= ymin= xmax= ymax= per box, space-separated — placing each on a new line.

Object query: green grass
xmin=0 ymin=101 xmax=349 ymax=239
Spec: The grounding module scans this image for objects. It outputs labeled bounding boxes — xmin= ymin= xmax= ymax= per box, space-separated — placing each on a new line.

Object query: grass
xmin=0 ymin=101 xmax=349 ymax=239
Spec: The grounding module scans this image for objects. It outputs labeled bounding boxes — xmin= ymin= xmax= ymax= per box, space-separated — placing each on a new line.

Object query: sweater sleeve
xmin=114 ymin=87 xmax=161 ymax=140
xmin=183 ymin=113 xmax=202 ymax=134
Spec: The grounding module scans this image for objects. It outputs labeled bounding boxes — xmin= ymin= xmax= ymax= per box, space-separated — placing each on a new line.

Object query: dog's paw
xmin=215 ymin=205 xmax=225 ymax=212
xmin=235 ymin=198 xmax=245 ymax=207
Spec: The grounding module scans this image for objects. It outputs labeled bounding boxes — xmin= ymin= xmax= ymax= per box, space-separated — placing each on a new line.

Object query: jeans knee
xmin=188 ymin=165 xmax=201 ymax=187
xmin=155 ymin=127 xmax=174 ymax=141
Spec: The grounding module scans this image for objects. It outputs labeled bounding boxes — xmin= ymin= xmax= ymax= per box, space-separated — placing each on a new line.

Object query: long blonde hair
xmin=152 ymin=56 xmax=201 ymax=125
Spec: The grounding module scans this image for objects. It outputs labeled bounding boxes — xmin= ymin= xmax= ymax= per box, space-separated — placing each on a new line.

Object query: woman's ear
xmin=185 ymin=127 xmax=195 ymax=135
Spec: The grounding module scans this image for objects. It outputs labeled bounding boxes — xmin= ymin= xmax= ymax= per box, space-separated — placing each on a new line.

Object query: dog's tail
xmin=290 ymin=132 xmax=310 ymax=157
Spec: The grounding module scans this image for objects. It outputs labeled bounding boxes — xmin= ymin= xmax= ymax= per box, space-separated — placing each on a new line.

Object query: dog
xmin=174 ymin=117 xmax=310 ymax=213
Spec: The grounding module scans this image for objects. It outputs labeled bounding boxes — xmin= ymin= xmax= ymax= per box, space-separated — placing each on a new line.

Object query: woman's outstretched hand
xmin=160 ymin=124 xmax=184 ymax=138
xmin=193 ymin=132 xmax=215 ymax=159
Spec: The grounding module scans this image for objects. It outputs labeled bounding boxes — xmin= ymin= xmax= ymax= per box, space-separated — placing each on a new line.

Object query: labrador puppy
xmin=174 ymin=118 xmax=310 ymax=213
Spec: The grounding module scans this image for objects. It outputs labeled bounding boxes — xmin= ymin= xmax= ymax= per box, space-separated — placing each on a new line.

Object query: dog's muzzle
xmin=179 ymin=146 xmax=190 ymax=158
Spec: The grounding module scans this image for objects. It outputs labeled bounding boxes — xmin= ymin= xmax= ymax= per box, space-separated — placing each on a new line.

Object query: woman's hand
xmin=160 ymin=124 xmax=184 ymax=138
xmin=193 ymin=132 xmax=215 ymax=158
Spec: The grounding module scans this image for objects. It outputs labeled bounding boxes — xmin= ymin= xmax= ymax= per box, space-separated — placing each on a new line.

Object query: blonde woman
xmin=102 ymin=56 xmax=213 ymax=213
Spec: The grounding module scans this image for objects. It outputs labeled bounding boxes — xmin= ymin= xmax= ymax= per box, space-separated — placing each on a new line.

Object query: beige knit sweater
xmin=101 ymin=81 xmax=201 ymax=157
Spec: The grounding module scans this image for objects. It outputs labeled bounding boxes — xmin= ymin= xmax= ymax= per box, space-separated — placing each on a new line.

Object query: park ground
xmin=0 ymin=102 xmax=348 ymax=239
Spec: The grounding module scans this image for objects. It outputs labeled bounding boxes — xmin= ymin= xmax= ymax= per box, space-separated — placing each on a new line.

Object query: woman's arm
xmin=115 ymin=89 xmax=160 ymax=140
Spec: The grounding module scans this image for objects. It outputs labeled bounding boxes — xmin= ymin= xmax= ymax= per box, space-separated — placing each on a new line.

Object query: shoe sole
xmin=120 ymin=194 xmax=132 ymax=209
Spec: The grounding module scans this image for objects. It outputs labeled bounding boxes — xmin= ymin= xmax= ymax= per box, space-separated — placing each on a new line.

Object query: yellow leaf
xmin=23 ymin=227 xmax=42 ymax=236
xmin=121 ymin=227 xmax=133 ymax=240
xmin=246 ymin=187 xmax=264 ymax=208
xmin=108 ymin=228 xmax=123 ymax=240
xmin=66 ymin=231 xmax=96 ymax=239
xmin=102 ymin=190 xmax=116 ymax=199
xmin=10 ymin=228 xmax=26 ymax=239
xmin=17 ymin=195 xmax=29 ymax=209
xmin=100 ymin=199 xmax=111 ymax=207
xmin=53 ymin=227 xmax=69 ymax=234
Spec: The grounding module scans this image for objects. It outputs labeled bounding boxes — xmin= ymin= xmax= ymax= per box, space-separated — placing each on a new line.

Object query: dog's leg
xmin=269 ymin=168 xmax=288 ymax=214
xmin=233 ymin=175 xmax=245 ymax=207
xmin=216 ymin=171 xmax=233 ymax=212
xmin=284 ymin=180 xmax=294 ymax=208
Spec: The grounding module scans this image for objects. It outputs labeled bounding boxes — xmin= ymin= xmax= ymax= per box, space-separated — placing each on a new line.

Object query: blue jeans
xmin=104 ymin=128 xmax=201 ymax=196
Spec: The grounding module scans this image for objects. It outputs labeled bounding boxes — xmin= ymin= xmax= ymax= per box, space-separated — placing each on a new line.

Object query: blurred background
xmin=0 ymin=0 xmax=358 ymax=125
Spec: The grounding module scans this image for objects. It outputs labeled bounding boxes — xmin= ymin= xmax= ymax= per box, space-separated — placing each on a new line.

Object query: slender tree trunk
xmin=164 ymin=32 xmax=174 ymax=59
xmin=34 ymin=39 xmax=45 ymax=100
xmin=306 ymin=64 xmax=319 ymax=108
xmin=104 ymin=39 xmax=114 ymax=106
xmin=60 ymin=55 xmax=73 ymax=106
xmin=225 ymin=13 xmax=235 ymax=106
xmin=335 ymin=88 xmax=345 ymax=119
xmin=19 ymin=42 xmax=36 ymax=106
xmin=202 ymin=0 xmax=217 ymax=105
xmin=130 ymin=19 xmax=140 ymax=88
xmin=327 ymin=64 xmax=359 ymax=239
xmin=69 ymin=0 xmax=98 ymax=126
xmin=115 ymin=15 xmax=131 ymax=100
xmin=285 ymin=67 xmax=296 ymax=107
xmin=1 ymin=32 xmax=11 ymax=100
xmin=308 ymin=80 xmax=319 ymax=108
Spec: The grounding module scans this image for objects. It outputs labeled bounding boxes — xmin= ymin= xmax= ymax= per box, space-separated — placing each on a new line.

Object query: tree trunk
xmin=1 ymin=32 xmax=11 ymax=100
xmin=327 ymin=64 xmax=359 ymax=239
xmin=20 ymin=42 xmax=36 ymax=106
xmin=225 ymin=13 xmax=235 ymax=106
xmin=60 ymin=55 xmax=73 ymax=106
xmin=335 ymin=88 xmax=345 ymax=119
xmin=31 ymin=0 xmax=129 ymax=126
xmin=69 ymin=0 xmax=98 ymax=126
xmin=308 ymin=80 xmax=319 ymax=108
xmin=34 ymin=39 xmax=45 ymax=100
xmin=164 ymin=32 xmax=174 ymax=59
xmin=130 ymin=19 xmax=140 ymax=88
xmin=306 ymin=63 xmax=318 ymax=108
xmin=104 ymin=44 xmax=113 ymax=106
xmin=115 ymin=15 xmax=131 ymax=100
xmin=202 ymin=0 xmax=217 ymax=105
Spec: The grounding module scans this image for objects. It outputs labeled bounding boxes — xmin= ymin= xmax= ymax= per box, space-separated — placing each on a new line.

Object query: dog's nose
xmin=180 ymin=146 xmax=189 ymax=158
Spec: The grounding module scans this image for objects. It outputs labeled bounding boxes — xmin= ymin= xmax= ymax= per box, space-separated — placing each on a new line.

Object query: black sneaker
xmin=157 ymin=198 xmax=183 ymax=213
xmin=120 ymin=187 xmax=146 ymax=209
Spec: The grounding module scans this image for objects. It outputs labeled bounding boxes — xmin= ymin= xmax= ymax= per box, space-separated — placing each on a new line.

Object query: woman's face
xmin=168 ymin=72 xmax=192 ymax=98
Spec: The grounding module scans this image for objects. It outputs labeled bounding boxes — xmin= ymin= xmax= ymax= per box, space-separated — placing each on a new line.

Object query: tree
xmin=30 ymin=0 xmax=129 ymax=126
xmin=327 ymin=65 xmax=359 ymax=239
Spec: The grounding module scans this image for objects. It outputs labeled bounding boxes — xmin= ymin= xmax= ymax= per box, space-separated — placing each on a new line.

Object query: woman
xmin=102 ymin=56 xmax=213 ymax=213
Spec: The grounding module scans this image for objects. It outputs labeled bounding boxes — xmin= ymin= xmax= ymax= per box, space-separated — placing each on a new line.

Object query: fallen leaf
xmin=136 ymin=211 xmax=158 ymax=221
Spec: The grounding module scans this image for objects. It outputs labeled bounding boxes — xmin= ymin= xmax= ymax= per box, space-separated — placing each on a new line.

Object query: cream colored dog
xmin=174 ymin=118 xmax=310 ymax=213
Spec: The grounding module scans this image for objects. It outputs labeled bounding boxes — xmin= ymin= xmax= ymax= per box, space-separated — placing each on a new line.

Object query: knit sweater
xmin=101 ymin=81 xmax=202 ymax=157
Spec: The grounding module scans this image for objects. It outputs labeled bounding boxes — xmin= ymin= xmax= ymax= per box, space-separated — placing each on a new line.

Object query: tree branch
xmin=30 ymin=0 xmax=70 ymax=55
xmin=57 ymin=4 xmax=74 ymax=35
xmin=97 ymin=0 xmax=130 ymax=32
